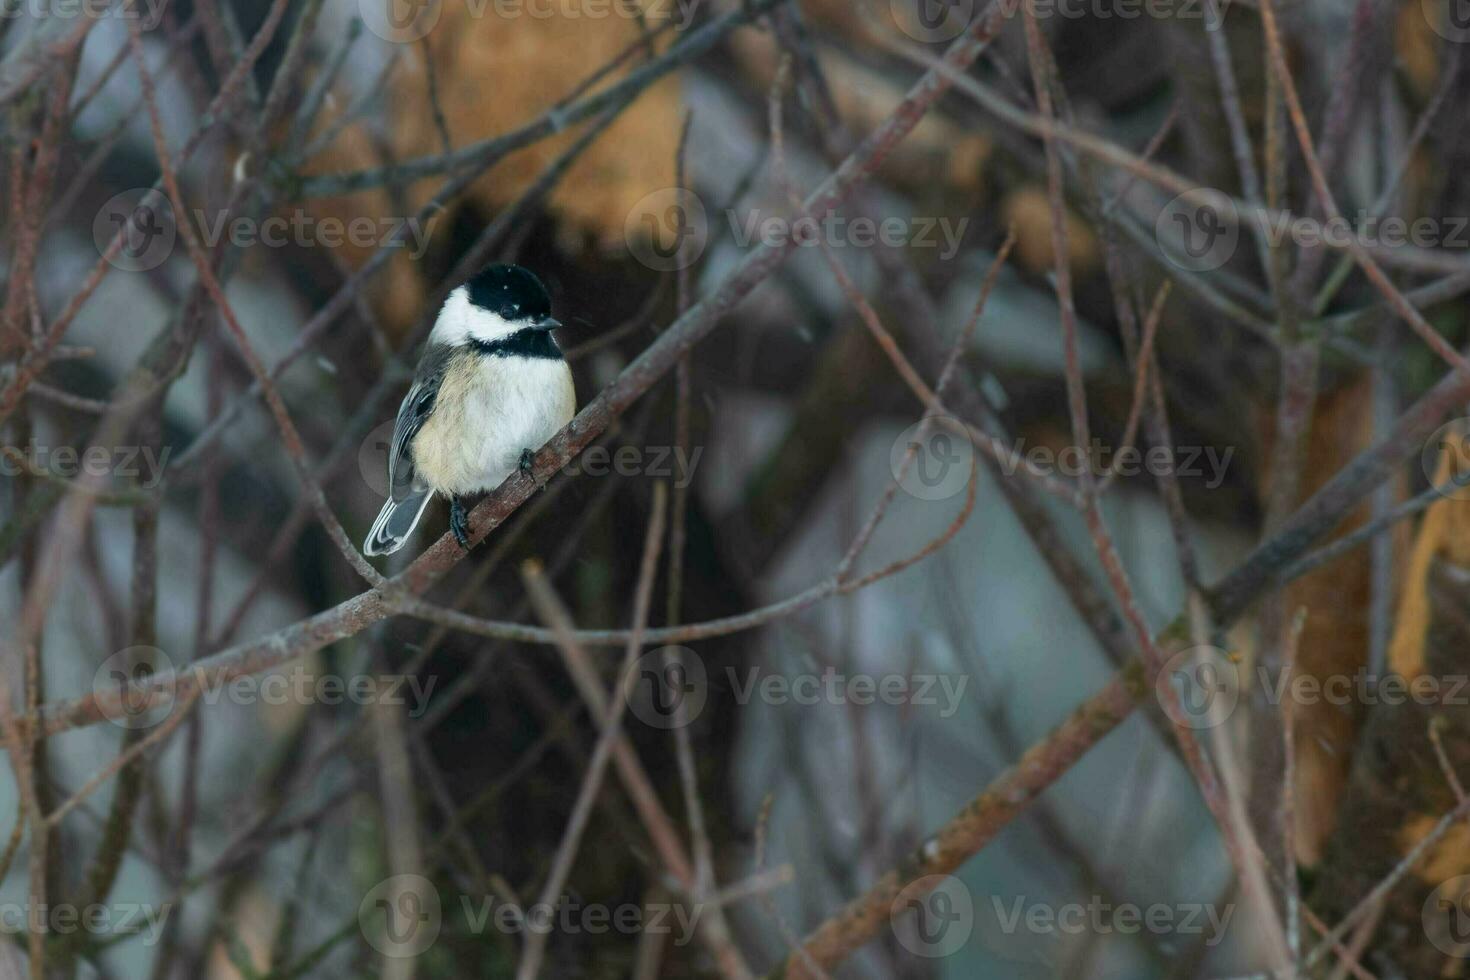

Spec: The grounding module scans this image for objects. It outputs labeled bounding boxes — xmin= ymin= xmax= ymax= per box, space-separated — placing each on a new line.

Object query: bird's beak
xmin=534 ymin=316 xmax=561 ymax=332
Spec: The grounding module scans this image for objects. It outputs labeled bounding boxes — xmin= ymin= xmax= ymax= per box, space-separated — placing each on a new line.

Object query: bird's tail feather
xmin=364 ymin=490 xmax=433 ymax=556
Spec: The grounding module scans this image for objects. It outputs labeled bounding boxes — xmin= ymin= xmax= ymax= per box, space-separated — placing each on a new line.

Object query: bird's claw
xmin=519 ymin=447 xmax=536 ymax=476
xmin=450 ymin=495 xmax=471 ymax=551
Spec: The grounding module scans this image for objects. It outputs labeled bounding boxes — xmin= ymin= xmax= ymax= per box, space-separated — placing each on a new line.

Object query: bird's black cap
xmin=465 ymin=264 xmax=552 ymax=323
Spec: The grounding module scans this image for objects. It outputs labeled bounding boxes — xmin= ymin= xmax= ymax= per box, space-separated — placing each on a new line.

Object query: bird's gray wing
xmin=387 ymin=344 xmax=456 ymax=502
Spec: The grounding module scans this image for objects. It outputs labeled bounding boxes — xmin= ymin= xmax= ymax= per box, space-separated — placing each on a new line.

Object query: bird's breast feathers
xmin=411 ymin=350 xmax=575 ymax=495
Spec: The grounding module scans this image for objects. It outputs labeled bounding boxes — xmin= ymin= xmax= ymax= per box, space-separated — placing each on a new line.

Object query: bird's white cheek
xmin=428 ymin=289 xmax=522 ymax=347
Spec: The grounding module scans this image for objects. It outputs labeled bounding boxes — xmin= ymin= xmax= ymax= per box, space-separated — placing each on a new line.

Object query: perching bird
xmin=364 ymin=264 xmax=575 ymax=556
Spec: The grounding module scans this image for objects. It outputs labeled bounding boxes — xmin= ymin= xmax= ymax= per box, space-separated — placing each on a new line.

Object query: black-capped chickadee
xmin=364 ymin=264 xmax=575 ymax=556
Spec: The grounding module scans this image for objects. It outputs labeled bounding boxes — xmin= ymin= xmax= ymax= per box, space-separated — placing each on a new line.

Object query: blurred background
xmin=5 ymin=0 xmax=1470 ymax=975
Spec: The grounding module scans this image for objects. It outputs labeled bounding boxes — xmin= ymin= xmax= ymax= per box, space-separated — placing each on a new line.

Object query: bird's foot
xmin=450 ymin=495 xmax=471 ymax=551
xmin=520 ymin=447 xmax=550 ymax=490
